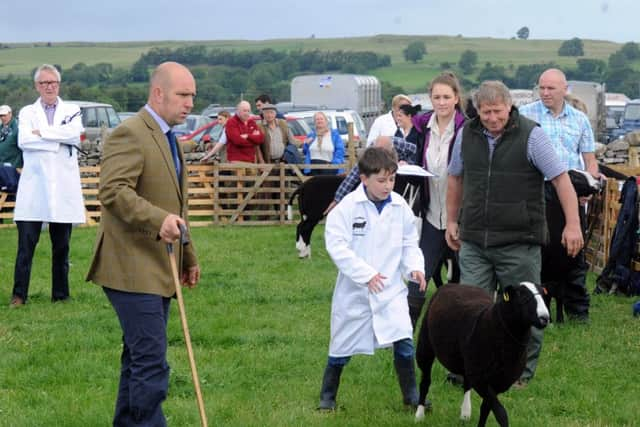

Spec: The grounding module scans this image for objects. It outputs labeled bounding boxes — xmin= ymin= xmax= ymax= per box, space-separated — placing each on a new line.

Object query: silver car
xmin=66 ymin=101 xmax=121 ymax=144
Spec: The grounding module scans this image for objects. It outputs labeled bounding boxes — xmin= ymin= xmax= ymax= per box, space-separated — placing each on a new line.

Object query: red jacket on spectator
xmin=225 ymin=115 xmax=264 ymax=162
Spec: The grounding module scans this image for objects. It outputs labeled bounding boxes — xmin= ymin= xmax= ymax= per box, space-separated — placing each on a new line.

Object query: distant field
xmin=0 ymin=35 xmax=623 ymax=89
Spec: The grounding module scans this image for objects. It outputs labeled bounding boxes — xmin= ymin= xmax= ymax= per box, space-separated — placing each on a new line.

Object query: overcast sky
xmin=1 ymin=0 xmax=636 ymax=44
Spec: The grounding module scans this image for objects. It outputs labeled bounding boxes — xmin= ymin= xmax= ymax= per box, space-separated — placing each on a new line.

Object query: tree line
xmin=446 ymin=41 xmax=640 ymax=98
xmin=0 ymin=41 xmax=638 ymax=115
xmin=0 ymin=47 xmax=391 ymax=113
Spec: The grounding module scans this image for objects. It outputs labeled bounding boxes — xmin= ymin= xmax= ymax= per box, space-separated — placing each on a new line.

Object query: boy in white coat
xmin=319 ymin=146 xmax=426 ymax=410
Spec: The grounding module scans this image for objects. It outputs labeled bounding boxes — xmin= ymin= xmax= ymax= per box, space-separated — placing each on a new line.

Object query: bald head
xmin=540 ymin=68 xmax=567 ymax=86
xmin=147 ymin=62 xmax=196 ymax=126
xmin=236 ymin=100 xmax=252 ymax=122
xmin=538 ymin=68 xmax=568 ymax=115
xmin=374 ymin=135 xmax=393 ymax=151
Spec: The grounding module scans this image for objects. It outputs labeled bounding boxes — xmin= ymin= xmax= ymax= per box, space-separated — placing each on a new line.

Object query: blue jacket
xmin=302 ymin=128 xmax=344 ymax=175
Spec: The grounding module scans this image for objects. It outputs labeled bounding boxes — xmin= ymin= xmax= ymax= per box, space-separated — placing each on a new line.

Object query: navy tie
xmin=165 ymin=130 xmax=181 ymax=181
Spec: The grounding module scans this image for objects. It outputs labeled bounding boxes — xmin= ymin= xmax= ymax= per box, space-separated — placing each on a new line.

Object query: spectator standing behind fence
xmin=226 ymin=100 xmax=264 ymax=163
xmin=87 ymin=62 xmax=200 ymax=425
xmin=9 ymin=64 xmax=85 ymax=308
xmin=318 ymin=146 xmax=426 ymax=410
xmin=254 ymin=94 xmax=285 ymax=119
xmin=200 ymin=110 xmax=230 ymax=163
xmin=445 ymin=80 xmax=583 ymax=389
xmin=257 ymin=103 xmax=297 ymax=164
xmin=366 ymin=94 xmax=412 ymax=146
xmin=407 ymin=72 xmax=467 ymax=328
xmin=303 ymin=111 xmax=344 ymax=176
xmin=0 ymin=105 xmax=22 ymax=168
xmin=519 ymin=69 xmax=597 ymax=327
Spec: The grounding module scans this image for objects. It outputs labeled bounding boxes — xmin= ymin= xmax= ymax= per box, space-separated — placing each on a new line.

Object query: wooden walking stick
xmin=167 ymin=224 xmax=208 ymax=427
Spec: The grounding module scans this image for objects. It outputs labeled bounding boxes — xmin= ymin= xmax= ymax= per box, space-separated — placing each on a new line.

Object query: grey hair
xmin=473 ymin=80 xmax=512 ymax=109
xmin=34 ymin=64 xmax=61 ymax=83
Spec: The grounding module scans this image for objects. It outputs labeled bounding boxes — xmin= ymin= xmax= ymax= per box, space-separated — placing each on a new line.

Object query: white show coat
xmin=366 ymin=111 xmax=397 ymax=146
xmin=15 ymin=97 xmax=85 ymax=224
xmin=324 ymin=184 xmax=424 ymax=357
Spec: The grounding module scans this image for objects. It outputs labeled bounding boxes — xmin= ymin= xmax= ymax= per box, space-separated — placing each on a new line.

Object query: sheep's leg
xmin=414 ymin=334 xmax=434 ymax=420
xmin=490 ymin=397 xmax=508 ymax=427
xmin=296 ymin=216 xmax=320 ymax=258
xmin=478 ymin=398 xmax=491 ymax=426
xmin=477 ymin=386 xmax=508 ymax=427
xmin=460 ymin=389 xmax=472 ymax=421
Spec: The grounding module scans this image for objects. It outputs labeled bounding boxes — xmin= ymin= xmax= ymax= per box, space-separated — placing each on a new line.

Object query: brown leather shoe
xmin=10 ymin=296 xmax=25 ymax=308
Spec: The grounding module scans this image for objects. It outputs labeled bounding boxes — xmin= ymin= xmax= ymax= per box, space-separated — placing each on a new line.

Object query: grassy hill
xmin=0 ymin=35 xmax=623 ymax=91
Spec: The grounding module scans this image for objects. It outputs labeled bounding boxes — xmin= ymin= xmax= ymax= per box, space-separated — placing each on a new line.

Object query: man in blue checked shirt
xmin=520 ymin=68 xmax=598 ymax=326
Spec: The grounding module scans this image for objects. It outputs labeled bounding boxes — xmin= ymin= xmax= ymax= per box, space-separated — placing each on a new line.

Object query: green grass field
xmin=0 ymin=35 xmax=624 ymax=90
xmin=0 ymin=225 xmax=638 ymax=426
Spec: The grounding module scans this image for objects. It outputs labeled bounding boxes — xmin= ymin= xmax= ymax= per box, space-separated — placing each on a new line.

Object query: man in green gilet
xmin=445 ymin=80 xmax=583 ymax=389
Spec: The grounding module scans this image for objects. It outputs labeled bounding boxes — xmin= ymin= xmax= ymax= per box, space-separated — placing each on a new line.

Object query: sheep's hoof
xmin=415 ymin=401 xmax=431 ymax=421
xmin=298 ymin=244 xmax=311 ymax=259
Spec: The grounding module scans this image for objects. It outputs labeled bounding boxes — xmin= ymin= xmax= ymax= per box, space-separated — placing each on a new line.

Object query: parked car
xmin=172 ymin=114 xmax=213 ymax=137
xmin=286 ymin=109 xmax=367 ymax=146
xmin=178 ymin=115 xmax=310 ymax=148
xmin=285 ymin=116 xmax=311 ymax=144
xmin=201 ymin=104 xmax=236 ymax=119
xmin=118 ymin=111 xmax=136 ymax=121
xmin=178 ymin=119 xmax=222 ymax=146
xmin=66 ymin=101 xmax=121 ymax=143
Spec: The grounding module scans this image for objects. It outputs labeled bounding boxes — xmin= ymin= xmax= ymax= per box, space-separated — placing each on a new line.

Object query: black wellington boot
xmin=394 ymin=357 xmax=419 ymax=407
xmin=318 ymin=364 xmax=343 ymax=410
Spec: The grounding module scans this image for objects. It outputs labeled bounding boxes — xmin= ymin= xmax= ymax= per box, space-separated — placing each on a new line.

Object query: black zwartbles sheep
xmin=414 ymin=282 xmax=550 ymax=426
xmin=287 ymin=175 xmax=344 ymax=258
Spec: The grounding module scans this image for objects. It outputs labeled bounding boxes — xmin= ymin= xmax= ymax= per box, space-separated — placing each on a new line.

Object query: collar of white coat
xmin=353 ymin=183 xmax=402 ymax=205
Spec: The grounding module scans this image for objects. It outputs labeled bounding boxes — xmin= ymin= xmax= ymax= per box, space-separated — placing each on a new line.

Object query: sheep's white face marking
xmin=521 ymin=281 xmax=549 ymax=321
xmin=460 ymin=390 xmax=471 ymax=420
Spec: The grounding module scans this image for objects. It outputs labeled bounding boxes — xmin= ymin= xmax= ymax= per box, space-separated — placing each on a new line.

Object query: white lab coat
xmin=366 ymin=111 xmax=397 ymax=146
xmin=14 ymin=97 xmax=85 ymax=224
xmin=324 ymin=184 xmax=424 ymax=357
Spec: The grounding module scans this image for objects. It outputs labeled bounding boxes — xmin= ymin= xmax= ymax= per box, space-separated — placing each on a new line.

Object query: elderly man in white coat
xmin=10 ymin=64 xmax=85 ymax=307
xmin=317 ymin=146 xmax=426 ymax=411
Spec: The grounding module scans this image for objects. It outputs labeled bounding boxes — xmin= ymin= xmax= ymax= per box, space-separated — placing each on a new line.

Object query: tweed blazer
xmin=87 ymin=108 xmax=197 ymax=297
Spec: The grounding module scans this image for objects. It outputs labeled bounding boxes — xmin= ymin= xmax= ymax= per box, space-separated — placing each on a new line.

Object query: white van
xmin=286 ymin=109 xmax=367 ymax=147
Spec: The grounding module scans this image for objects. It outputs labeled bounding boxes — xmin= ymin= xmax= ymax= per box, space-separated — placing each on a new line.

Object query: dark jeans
xmin=12 ymin=221 xmax=72 ymax=301
xmin=327 ymin=338 xmax=415 ymax=366
xmin=104 ymin=287 xmax=171 ymax=427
